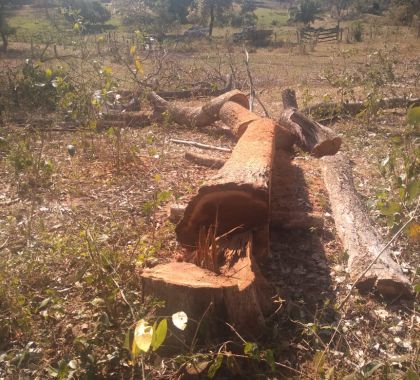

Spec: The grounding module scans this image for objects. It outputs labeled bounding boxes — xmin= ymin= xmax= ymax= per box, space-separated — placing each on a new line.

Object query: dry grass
xmin=0 ymin=14 xmax=419 ymax=379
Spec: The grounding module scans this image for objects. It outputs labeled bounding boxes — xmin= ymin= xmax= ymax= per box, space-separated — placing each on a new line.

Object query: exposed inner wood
xmin=321 ymin=154 xmax=412 ymax=297
xmin=141 ymin=231 xmax=272 ymax=336
xmin=279 ymin=89 xmax=342 ymax=157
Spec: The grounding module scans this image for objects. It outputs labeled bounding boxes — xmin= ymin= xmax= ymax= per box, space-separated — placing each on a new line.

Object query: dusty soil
xmin=0 ymin=23 xmax=419 ymax=380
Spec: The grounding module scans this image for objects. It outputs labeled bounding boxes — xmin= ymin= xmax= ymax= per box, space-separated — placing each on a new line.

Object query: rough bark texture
xmin=279 ymin=89 xmax=342 ymax=157
xmin=184 ymin=152 xmax=226 ymax=169
xmin=322 ymin=154 xmax=412 ymax=297
xmin=176 ymin=117 xmax=276 ymax=247
xmin=156 ymin=74 xmax=234 ymax=99
xmin=148 ymin=90 xmax=249 ymax=128
xmin=219 ymin=100 xmax=261 ymax=138
xmin=302 ymin=97 xmax=420 ymax=120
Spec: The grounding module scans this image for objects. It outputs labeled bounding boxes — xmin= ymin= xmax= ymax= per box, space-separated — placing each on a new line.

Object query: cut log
xmin=302 ymin=96 xmax=420 ymax=120
xmin=176 ymin=116 xmax=276 ymax=248
xmin=218 ymin=100 xmax=260 ymax=138
xmin=99 ymin=111 xmax=152 ymax=129
xmin=220 ymin=101 xmax=297 ymax=151
xmin=184 ymin=152 xmax=226 ymax=169
xmin=279 ymin=89 xmax=342 ymax=157
xmin=322 ymin=154 xmax=412 ymax=297
xmin=156 ymin=74 xmax=234 ymax=99
xmin=141 ymin=231 xmax=272 ymax=336
xmin=148 ymin=90 xmax=249 ymax=128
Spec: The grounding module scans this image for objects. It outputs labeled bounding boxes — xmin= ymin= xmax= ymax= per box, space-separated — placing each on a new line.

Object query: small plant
xmin=351 ymin=21 xmax=364 ymax=42
xmin=376 ymin=107 xmax=419 ymax=235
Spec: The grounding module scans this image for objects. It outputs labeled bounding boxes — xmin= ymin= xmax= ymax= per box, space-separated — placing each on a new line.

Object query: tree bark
xmin=148 ymin=90 xmax=249 ymax=128
xmin=176 ymin=116 xmax=276 ymax=248
xmin=321 ymin=154 xmax=412 ymax=298
xmin=279 ymin=89 xmax=342 ymax=157
xmin=208 ymin=0 xmax=215 ymax=37
xmin=156 ymin=74 xmax=234 ymax=100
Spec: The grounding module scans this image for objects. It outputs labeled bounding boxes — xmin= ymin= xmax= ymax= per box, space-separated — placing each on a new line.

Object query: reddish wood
xmin=141 ymin=231 xmax=272 ymax=336
xmin=184 ymin=152 xmax=226 ymax=169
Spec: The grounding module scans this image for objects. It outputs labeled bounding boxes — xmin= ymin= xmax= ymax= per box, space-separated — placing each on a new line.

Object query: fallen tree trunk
xmin=175 ymin=116 xmax=276 ymax=249
xmin=302 ymin=96 xmax=420 ymax=120
xmin=279 ymin=89 xmax=342 ymax=157
xmin=148 ymin=89 xmax=249 ymax=128
xmin=322 ymin=154 xmax=412 ymax=298
xmin=184 ymin=152 xmax=226 ymax=168
xmin=156 ymin=74 xmax=234 ymax=100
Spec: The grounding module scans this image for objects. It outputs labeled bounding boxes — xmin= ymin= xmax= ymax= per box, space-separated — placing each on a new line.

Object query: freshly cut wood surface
xmin=322 ymin=154 xmax=412 ymax=297
xmin=148 ymin=90 xmax=249 ymax=128
xmin=141 ymin=232 xmax=272 ymax=336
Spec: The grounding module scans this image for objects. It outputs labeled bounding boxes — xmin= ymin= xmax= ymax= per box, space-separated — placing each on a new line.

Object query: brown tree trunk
xmin=302 ymin=97 xmax=420 ymax=120
xmin=148 ymin=90 xmax=249 ymax=128
xmin=175 ymin=116 xmax=276 ymax=249
xmin=322 ymin=154 xmax=412 ymax=298
xmin=208 ymin=0 xmax=215 ymax=37
xmin=279 ymin=89 xmax=342 ymax=157
xmin=0 ymin=32 xmax=8 ymax=53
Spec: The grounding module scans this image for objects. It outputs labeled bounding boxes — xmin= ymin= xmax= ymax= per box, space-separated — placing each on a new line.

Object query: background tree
xmin=239 ymin=0 xmax=258 ymax=26
xmin=0 ymin=0 xmax=16 ymax=52
xmin=61 ymin=0 xmax=111 ymax=28
xmin=292 ymin=0 xmax=322 ymax=26
xmin=188 ymin=0 xmax=233 ymax=36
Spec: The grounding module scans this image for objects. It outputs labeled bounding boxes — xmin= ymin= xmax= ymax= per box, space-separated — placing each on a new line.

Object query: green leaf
xmin=207 ymin=354 xmax=223 ymax=379
xmin=406 ymin=369 xmax=420 ymax=380
xmin=407 ymin=180 xmax=420 ymax=203
xmin=135 ymin=58 xmax=144 ymax=75
xmin=243 ymin=342 xmax=259 ymax=359
xmin=407 ymin=105 xmax=420 ymax=126
xmin=360 ymin=361 xmax=383 ymax=377
xmin=133 ymin=319 xmax=153 ymax=353
xmin=123 ymin=329 xmax=131 ymax=352
xmin=151 ymin=319 xmax=167 ymax=351
xmin=263 ymin=349 xmax=275 ymax=372
xmin=313 ymin=351 xmax=325 ymax=374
